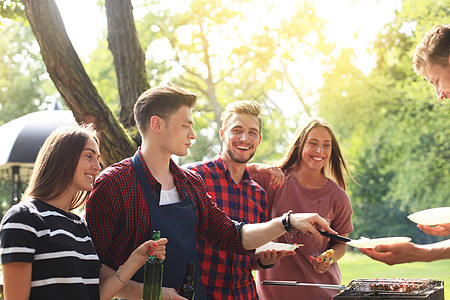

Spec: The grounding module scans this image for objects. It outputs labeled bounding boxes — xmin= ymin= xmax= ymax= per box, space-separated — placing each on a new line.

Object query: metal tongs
xmin=317 ymin=229 xmax=352 ymax=243
xmin=261 ymin=280 xmax=346 ymax=290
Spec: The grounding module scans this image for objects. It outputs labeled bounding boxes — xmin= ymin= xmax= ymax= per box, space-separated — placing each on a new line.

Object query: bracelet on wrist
xmin=257 ymin=258 xmax=275 ymax=269
xmin=116 ymin=265 xmax=130 ymax=291
xmin=282 ymin=210 xmax=294 ymax=232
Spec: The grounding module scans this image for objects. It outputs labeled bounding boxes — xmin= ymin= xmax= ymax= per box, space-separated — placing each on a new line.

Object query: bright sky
xmin=55 ymin=0 xmax=402 ymax=118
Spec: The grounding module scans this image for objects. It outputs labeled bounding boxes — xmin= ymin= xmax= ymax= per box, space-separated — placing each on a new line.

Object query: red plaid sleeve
xmin=85 ymin=158 xmax=153 ymax=269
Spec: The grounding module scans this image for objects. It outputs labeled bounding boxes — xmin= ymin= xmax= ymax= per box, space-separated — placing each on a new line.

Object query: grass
xmin=339 ymin=251 xmax=450 ymax=298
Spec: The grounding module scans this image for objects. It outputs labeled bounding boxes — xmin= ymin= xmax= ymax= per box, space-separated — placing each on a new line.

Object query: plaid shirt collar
xmin=215 ymin=155 xmax=252 ymax=184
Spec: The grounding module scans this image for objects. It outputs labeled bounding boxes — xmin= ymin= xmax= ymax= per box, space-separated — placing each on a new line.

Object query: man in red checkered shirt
xmin=186 ymin=101 xmax=294 ymax=299
xmin=85 ymin=85 xmax=336 ymax=300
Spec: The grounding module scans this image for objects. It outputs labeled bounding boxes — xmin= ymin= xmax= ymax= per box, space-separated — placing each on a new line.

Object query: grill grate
xmin=334 ymin=279 xmax=444 ymax=299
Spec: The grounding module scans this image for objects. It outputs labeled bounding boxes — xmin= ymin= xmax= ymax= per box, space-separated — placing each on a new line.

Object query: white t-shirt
xmin=159 ymin=187 xmax=181 ymax=205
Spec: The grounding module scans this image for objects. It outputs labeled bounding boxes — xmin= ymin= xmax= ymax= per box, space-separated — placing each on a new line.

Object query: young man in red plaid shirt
xmin=86 ymin=85 xmax=336 ymax=300
xmin=186 ymin=101 xmax=294 ymax=299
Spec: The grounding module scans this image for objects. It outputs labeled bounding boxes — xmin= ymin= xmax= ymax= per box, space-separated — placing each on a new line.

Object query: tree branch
xmin=280 ymin=59 xmax=312 ymax=117
xmin=214 ymin=56 xmax=251 ymax=85
xmin=159 ymin=26 xmax=204 ymax=81
xmin=176 ymin=75 xmax=207 ymax=96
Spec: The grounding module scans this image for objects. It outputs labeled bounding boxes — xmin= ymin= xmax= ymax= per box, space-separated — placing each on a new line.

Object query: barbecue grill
xmin=261 ymin=278 xmax=444 ymax=300
xmin=333 ymin=279 xmax=444 ymax=299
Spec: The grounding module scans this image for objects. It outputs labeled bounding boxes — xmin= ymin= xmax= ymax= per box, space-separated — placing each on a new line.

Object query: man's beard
xmin=226 ymin=148 xmax=255 ymax=164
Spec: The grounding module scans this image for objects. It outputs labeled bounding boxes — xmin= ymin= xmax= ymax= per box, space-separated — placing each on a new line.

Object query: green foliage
xmin=179 ymin=110 xmax=220 ymax=164
xmin=0 ymin=19 xmax=60 ymax=125
xmin=319 ymin=0 xmax=450 ymax=242
xmin=133 ymin=0 xmax=328 ymax=162
xmin=0 ymin=0 xmax=25 ymax=20
xmin=84 ymin=31 xmax=119 ymax=114
xmin=0 ymin=181 xmax=12 ymax=219
xmin=254 ymin=106 xmax=293 ymax=164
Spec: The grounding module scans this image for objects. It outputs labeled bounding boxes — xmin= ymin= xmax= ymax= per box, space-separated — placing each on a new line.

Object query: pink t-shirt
xmin=253 ymin=168 xmax=353 ymax=300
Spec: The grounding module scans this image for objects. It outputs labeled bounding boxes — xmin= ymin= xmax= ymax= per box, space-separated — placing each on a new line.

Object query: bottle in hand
xmin=143 ymin=230 xmax=163 ymax=300
xmin=177 ymin=262 xmax=196 ymax=300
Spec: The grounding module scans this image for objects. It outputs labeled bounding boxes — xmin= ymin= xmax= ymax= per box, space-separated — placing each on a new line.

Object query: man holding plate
xmin=359 ymin=24 xmax=450 ymax=265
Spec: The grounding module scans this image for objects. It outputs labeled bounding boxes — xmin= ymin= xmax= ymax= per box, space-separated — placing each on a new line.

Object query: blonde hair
xmin=220 ymin=100 xmax=262 ymax=132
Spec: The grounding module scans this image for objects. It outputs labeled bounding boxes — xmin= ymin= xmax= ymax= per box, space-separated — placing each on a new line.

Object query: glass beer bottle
xmin=142 ymin=230 xmax=163 ymax=300
xmin=177 ymin=262 xmax=196 ymax=300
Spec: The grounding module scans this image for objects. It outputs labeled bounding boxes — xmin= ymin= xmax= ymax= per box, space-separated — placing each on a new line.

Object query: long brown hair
xmin=279 ymin=118 xmax=352 ymax=190
xmin=22 ymin=124 xmax=99 ymax=210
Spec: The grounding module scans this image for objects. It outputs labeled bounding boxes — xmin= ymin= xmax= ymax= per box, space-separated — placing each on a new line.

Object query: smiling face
xmin=301 ymin=126 xmax=332 ymax=171
xmin=220 ymin=113 xmax=262 ymax=164
xmin=160 ymin=105 xmax=196 ymax=157
xmin=421 ymin=56 xmax=450 ymax=101
xmin=71 ymin=137 xmax=101 ymax=192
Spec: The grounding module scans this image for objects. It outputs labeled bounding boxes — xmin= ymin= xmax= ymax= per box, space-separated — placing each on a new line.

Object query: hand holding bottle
xmin=143 ymin=231 xmax=166 ymax=300
xmin=98 ymin=237 xmax=168 ymax=300
xmin=131 ymin=237 xmax=168 ymax=266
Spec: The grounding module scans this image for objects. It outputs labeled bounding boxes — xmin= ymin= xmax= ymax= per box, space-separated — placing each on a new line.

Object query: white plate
xmin=255 ymin=242 xmax=302 ymax=253
xmin=407 ymin=207 xmax=450 ymax=225
xmin=347 ymin=237 xmax=411 ymax=249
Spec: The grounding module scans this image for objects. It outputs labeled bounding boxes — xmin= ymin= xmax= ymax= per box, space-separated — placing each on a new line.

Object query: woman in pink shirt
xmin=250 ymin=118 xmax=354 ymax=300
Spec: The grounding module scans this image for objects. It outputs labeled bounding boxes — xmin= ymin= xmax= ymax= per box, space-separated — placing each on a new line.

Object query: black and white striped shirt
xmin=0 ymin=199 xmax=100 ymax=299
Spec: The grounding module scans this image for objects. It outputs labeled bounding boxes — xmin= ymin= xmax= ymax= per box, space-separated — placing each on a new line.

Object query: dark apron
xmin=132 ymin=151 xmax=206 ymax=300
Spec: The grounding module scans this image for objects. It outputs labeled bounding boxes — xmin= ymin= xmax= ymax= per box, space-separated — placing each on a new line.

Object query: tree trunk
xmin=105 ymin=0 xmax=149 ymax=129
xmin=206 ymin=79 xmax=222 ymax=128
xmin=22 ymin=0 xmax=136 ymax=166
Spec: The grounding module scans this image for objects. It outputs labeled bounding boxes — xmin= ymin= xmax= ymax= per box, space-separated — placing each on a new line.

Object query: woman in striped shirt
xmin=0 ymin=124 xmax=167 ymax=300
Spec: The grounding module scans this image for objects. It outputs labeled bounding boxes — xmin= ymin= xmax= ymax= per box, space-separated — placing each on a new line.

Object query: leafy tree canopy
xmin=319 ymin=0 xmax=449 ymax=242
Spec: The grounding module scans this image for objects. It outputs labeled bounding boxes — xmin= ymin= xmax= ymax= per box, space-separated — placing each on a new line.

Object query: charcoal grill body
xmin=333 ymin=280 xmax=444 ymax=300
